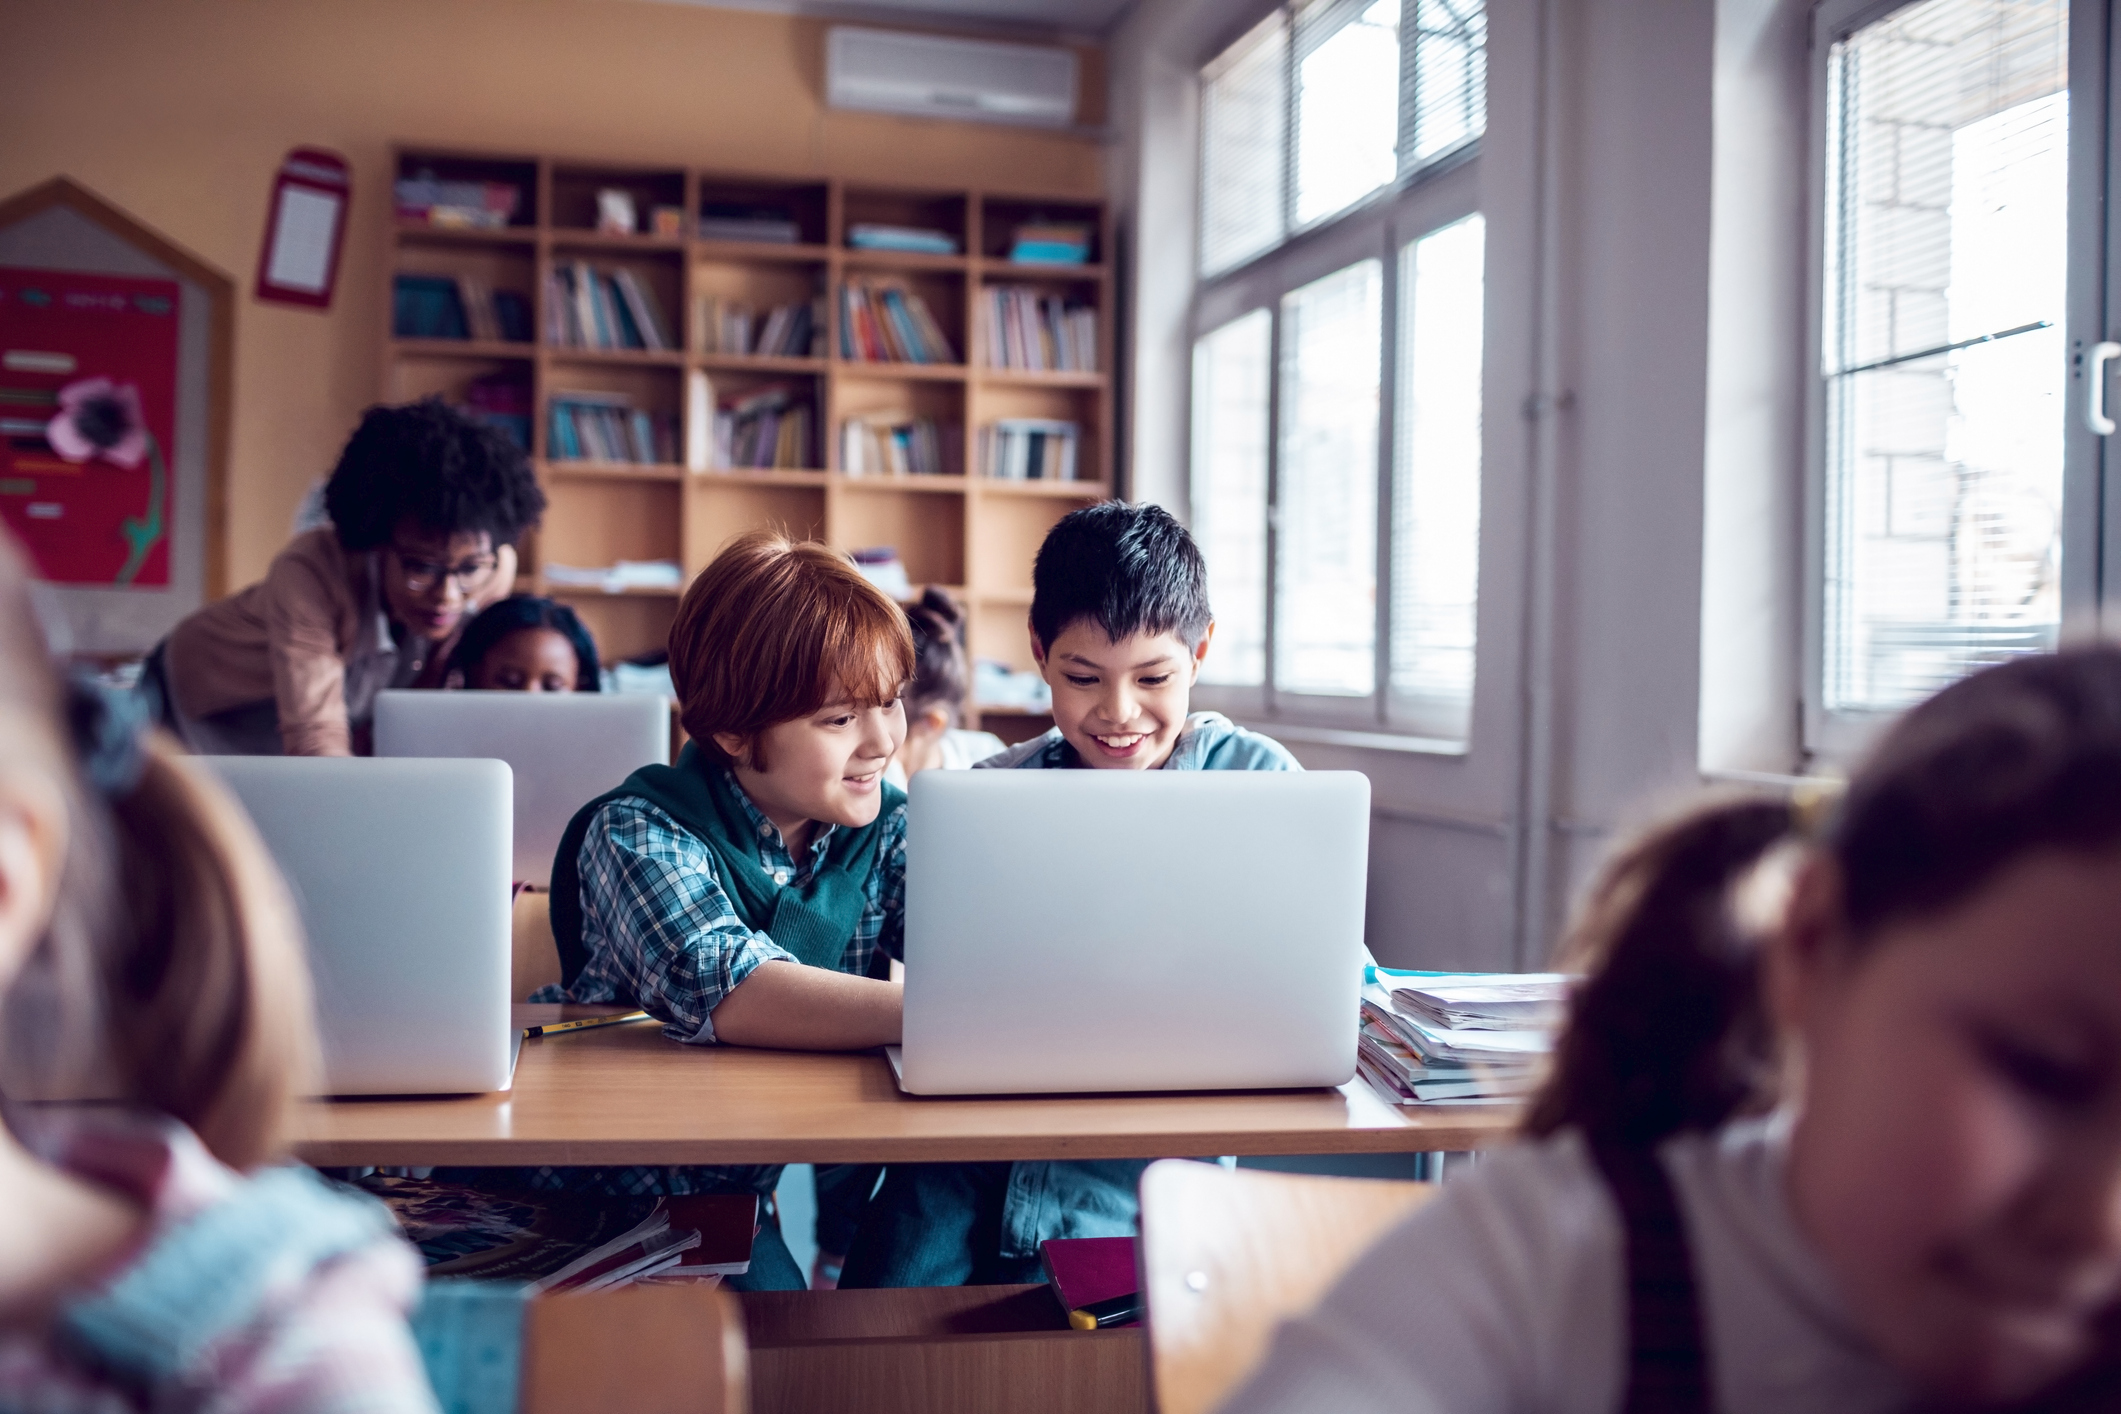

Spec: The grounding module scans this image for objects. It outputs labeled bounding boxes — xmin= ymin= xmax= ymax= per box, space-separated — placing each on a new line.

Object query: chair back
xmin=513 ymin=888 xmax=562 ymax=1001
xmin=524 ymin=1284 xmax=746 ymax=1414
xmin=1138 ymin=1160 xmax=1433 ymax=1414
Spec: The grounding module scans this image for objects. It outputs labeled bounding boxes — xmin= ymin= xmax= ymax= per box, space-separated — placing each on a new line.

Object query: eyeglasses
xmin=390 ymin=546 xmax=500 ymax=596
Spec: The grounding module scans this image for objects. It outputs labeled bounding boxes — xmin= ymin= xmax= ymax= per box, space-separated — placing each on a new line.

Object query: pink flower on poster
xmin=46 ymin=377 xmax=150 ymax=468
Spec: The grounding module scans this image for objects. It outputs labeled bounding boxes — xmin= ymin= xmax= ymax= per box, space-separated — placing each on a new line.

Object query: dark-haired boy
xmin=839 ymin=500 xmax=1298 ymax=1289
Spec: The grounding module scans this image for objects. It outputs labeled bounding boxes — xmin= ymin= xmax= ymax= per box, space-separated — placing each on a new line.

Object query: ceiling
xmin=639 ymin=0 xmax=1134 ymax=42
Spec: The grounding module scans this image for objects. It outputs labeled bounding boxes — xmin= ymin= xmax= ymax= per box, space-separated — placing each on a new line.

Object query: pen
xmin=1067 ymin=1290 xmax=1142 ymax=1331
xmin=522 ymin=1010 xmax=650 ymax=1038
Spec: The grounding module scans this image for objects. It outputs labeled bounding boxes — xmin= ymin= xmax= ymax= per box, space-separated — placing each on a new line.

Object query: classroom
xmin=0 ymin=0 xmax=2116 ymax=1411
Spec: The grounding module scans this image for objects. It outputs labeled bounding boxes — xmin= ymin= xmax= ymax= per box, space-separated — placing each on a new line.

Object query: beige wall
xmin=0 ymin=0 xmax=1105 ymax=588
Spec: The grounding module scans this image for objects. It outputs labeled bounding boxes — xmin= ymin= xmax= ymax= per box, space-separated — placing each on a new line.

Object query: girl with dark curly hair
xmin=151 ymin=398 xmax=545 ymax=755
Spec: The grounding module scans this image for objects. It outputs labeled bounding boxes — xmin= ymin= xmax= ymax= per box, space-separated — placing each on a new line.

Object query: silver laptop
xmin=893 ymin=769 xmax=1370 ymax=1095
xmin=372 ymin=690 xmax=670 ymax=887
xmin=198 ymin=757 xmax=517 ymax=1096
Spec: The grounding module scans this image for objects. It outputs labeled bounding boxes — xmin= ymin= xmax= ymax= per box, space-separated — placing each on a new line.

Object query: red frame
xmin=253 ymin=147 xmax=350 ymax=310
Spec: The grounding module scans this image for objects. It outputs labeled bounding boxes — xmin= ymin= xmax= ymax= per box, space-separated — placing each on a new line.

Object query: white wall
xmin=1110 ymin=0 xmax=1803 ymax=965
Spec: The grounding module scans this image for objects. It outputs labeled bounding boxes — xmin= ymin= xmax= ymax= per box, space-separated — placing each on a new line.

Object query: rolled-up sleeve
xmin=569 ymin=799 xmax=797 ymax=1042
xmin=264 ymin=551 xmax=354 ymax=757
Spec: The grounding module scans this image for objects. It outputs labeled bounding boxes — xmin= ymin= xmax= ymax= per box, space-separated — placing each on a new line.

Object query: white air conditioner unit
xmin=826 ymin=27 xmax=1078 ymax=128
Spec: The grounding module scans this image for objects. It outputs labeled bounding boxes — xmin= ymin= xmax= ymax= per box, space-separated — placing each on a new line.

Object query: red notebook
xmin=1039 ymin=1236 xmax=1140 ymax=1326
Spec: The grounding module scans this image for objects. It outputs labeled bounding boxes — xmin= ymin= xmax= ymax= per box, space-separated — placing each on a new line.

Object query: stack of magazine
xmin=357 ymin=1175 xmax=756 ymax=1290
xmin=1356 ymin=969 xmax=1571 ymax=1106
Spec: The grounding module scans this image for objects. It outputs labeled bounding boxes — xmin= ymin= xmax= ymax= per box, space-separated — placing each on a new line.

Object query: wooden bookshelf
xmin=381 ymin=147 xmax=1114 ymax=738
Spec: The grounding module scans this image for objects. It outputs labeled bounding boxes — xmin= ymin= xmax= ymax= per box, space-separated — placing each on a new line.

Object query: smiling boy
xmin=838 ymin=501 xmax=1297 ymax=1289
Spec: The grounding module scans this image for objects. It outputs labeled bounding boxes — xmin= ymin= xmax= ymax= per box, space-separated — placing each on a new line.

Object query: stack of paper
xmin=1356 ymin=970 xmax=1572 ymax=1106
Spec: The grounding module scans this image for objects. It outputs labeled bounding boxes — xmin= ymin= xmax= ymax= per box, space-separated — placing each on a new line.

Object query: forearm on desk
xmin=710 ymin=960 xmax=903 ymax=1049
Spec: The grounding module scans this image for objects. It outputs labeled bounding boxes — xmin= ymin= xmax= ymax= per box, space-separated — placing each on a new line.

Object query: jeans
xmin=838 ymin=1159 xmax=1149 ymax=1288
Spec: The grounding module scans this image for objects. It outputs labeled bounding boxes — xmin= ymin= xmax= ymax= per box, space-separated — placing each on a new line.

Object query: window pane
xmin=1404 ymin=0 xmax=1487 ymax=170
xmin=1277 ymin=259 xmax=1383 ymax=695
xmin=1295 ymin=0 xmax=1403 ymax=227
xmin=1822 ymin=0 xmax=2066 ymax=713
xmin=1193 ymin=310 xmax=1273 ymax=685
xmin=1392 ymin=214 xmax=1484 ymax=739
xmin=1201 ymin=13 xmax=1289 ymax=276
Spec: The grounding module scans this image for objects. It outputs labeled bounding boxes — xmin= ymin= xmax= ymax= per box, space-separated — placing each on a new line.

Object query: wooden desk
xmin=293 ymin=1019 xmax=1519 ymax=1167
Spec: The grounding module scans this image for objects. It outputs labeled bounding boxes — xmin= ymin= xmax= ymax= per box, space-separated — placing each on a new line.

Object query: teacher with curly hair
xmin=152 ymin=398 xmax=546 ymax=756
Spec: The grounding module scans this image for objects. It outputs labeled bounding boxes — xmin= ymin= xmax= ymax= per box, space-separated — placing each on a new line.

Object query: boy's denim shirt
xmin=974 ymin=710 xmax=1301 ymax=773
xmin=955 ymin=708 xmax=1299 ymax=1265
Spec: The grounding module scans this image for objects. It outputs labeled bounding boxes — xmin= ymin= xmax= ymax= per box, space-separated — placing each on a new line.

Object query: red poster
xmin=0 ymin=267 xmax=181 ymax=588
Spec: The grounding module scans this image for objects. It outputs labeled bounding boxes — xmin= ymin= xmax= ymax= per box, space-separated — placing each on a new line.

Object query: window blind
xmin=1200 ymin=14 xmax=1289 ymax=277
xmin=1402 ymin=0 xmax=1486 ymax=172
xmin=1192 ymin=310 xmax=1273 ymax=686
xmin=1821 ymin=0 xmax=2067 ymax=713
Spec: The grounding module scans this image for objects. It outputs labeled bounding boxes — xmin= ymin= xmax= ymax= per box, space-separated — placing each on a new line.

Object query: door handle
xmin=2089 ymin=341 xmax=2121 ymax=435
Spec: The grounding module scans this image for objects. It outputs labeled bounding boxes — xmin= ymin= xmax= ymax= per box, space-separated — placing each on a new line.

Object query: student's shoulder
xmin=1178 ymin=712 xmax=1302 ymax=771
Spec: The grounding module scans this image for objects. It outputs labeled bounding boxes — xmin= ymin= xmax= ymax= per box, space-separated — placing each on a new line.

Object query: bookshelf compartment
xmin=395 ymin=151 xmax=538 ymax=232
xmin=841 ymin=188 xmax=968 ymax=256
xmin=545 ymin=251 xmax=683 ymax=355
xmin=563 ymin=596 xmax=679 ymax=666
xmin=834 ymin=373 xmax=963 ymax=479
xmin=976 ymin=383 xmax=1103 ymax=486
xmin=837 ymin=270 xmax=966 ymax=367
xmin=980 ymin=196 xmax=1102 ymax=265
xmin=972 ymin=598 xmax=1038 ymax=672
xmin=543 ymin=363 xmax=682 ymax=468
xmin=386 ymin=351 xmax=532 ymax=409
xmin=541 ymin=479 xmax=682 ymax=575
xmin=696 ymin=369 xmax=824 ymax=472
xmin=686 ymin=481 xmax=825 ymax=566
xmin=972 ymin=495 xmax=1088 ymax=595
xmin=551 ymin=165 xmax=687 ymax=239
xmin=696 ymin=178 xmax=830 ymax=248
xmin=833 ymin=485 xmax=965 ymax=588
xmin=692 ymin=258 xmax=827 ymax=358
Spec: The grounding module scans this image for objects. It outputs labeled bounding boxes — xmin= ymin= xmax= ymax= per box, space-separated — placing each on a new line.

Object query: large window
xmin=1813 ymin=0 xmax=2069 ymax=728
xmin=1190 ymin=0 xmax=1487 ymax=744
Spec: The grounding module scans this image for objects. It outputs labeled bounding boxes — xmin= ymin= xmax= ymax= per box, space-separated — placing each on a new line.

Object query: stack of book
xmin=547 ymin=391 xmax=678 ymax=465
xmin=695 ymin=295 xmax=821 ymax=358
xmin=543 ymin=261 xmax=675 ymax=352
xmin=980 ymin=287 xmax=1097 ymax=373
xmin=698 ymin=202 xmax=801 ymax=245
xmin=712 ymin=384 xmax=814 ymax=470
xmin=394 ymin=174 xmax=522 ymax=230
xmin=1356 ymin=969 xmax=1570 ymax=1106
xmin=839 ymin=280 xmax=956 ymax=364
xmin=981 ymin=419 xmax=1080 ymax=481
xmin=544 ymin=560 xmax=685 ymax=594
xmin=848 ymin=223 xmax=958 ymax=255
xmin=842 ymin=412 xmax=952 ymax=477
xmin=1007 ymin=223 xmax=1092 ymax=265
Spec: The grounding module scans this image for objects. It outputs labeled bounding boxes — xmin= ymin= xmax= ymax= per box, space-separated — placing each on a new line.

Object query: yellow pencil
xmin=522 ymin=1010 xmax=650 ymax=1038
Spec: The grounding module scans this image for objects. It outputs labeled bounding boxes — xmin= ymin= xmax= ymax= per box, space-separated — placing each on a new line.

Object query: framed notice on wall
xmin=0 ymin=267 xmax=181 ymax=587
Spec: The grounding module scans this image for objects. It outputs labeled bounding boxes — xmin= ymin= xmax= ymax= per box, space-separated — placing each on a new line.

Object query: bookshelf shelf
xmin=394 ymin=223 xmax=539 ymax=247
xmin=539 ymin=459 xmax=687 ymax=483
xmin=696 ymin=352 xmax=828 ymax=374
xmin=975 ymin=478 xmax=1111 ymax=498
xmin=391 ymin=338 xmax=536 ymax=360
xmin=835 ymin=362 xmax=969 ymax=382
xmin=977 ymin=368 xmax=1106 ymax=390
xmin=384 ymin=147 xmax=1113 ymax=722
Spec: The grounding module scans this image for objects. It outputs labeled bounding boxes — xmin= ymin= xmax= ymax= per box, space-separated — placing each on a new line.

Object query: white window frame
xmin=1190 ymin=157 xmax=1482 ymax=745
xmin=1800 ymin=0 xmax=2108 ymax=760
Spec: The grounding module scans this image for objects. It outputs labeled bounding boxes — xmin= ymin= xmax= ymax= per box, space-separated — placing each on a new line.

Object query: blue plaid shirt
xmin=532 ymin=771 xmax=907 ymax=1042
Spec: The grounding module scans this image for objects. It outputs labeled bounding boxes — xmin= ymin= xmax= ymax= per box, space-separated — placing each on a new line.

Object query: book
xmin=981 ymin=419 xmax=1080 ymax=481
xmin=981 ymin=287 xmax=1097 ymax=373
xmin=838 ymin=279 xmax=956 ymax=364
xmin=463 ymin=372 xmax=532 ymax=452
xmin=842 ymin=411 xmax=951 ymax=476
xmin=392 ymin=274 xmax=467 ymax=340
xmin=1039 ymin=1236 xmax=1139 ymax=1329
xmin=545 ymin=262 xmax=673 ymax=352
xmin=357 ymin=1175 xmax=755 ymax=1288
xmin=395 ymin=174 xmax=522 ymax=229
xmin=709 ymin=383 xmax=814 ymax=470
xmin=847 ymin=222 xmax=958 ymax=255
xmin=694 ymin=295 xmax=819 ymax=357
xmin=548 ymin=390 xmax=677 ymax=465
xmin=698 ymin=202 xmax=801 ymax=245
xmin=1354 ymin=970 xmax=1567 ymax=1107
xmin=1008 ymin=223 xmax=1093 ymax=265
